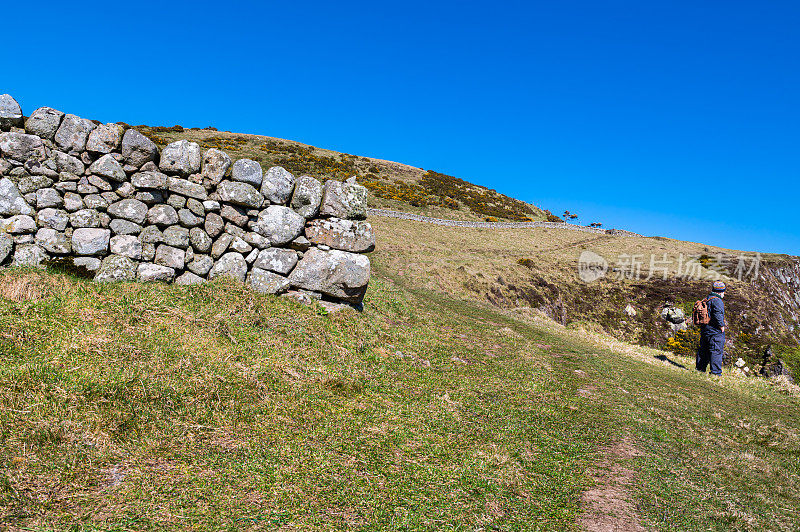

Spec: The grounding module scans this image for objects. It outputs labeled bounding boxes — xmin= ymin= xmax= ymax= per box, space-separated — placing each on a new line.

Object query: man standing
xmin=696 ymin=280 xmax=726 ymax=375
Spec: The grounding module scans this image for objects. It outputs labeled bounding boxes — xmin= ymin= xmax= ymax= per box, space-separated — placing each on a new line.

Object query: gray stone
xmin=163 ymin=225 xmax=190 ymax=249
xmin=167 ymin=194 xmax=186 ymax=210
xmin=36 ymin=188 xmax=63 ymax=209
xmin=88 ymin=154 xmax=126 ymax=182
xmin=139 ymin=225 xmax=164 ymax=244
xmin=95 ymin=255 xmax=137 ymax=282
xmin=12 ymin=244 xmax=47 ymax=268
xmin=225 ymin=223 xmax=245 ymax=238
xmin=245 ymin=248 xmax=259 ymax=264
xmin=35 ymin=228 xmax=71 ymax=254
xmin=247 ymin=268 xmax=291 ymax=295
xmin=289 ymin=235 xmax=312 ymax=251
xmin=0 ymin=94 xmax=23 ymax=130
xmin=18 ymin=175 xmax=54 ymax=195
xmin=319 ymin=180 xmax=368 ymax=220
xmin=141 ymin=243 xmax=156 ymax=261
xmin=25 ymin=107 xmax=65 ymax=140
xmin=175 ymin=271 xmax=205 ymax=285
xmin=147 ymin=204 xmax=179 ymax=226
xmin=220 ymin=204 xmax=248 ymax=226
xmin=110 ymin=219 xmax=142 ymax=235
xmin=209 ymin=252 xmax=247 ymax=282
xmin=107 ymin=199 xmax=148 ymax=224
xmin=203 ymin=200 xmax=220 ymax=212
xmin=101 ymin=191 xmax=120 ymax=205
xmin=201 ymin=148 xmax=232 ymax=185
xmin=288 ymin=247 xmax=370 ymax=303
xmin=2 ymin=215 xmax=37 ymax=234
xmin=84 ymin=194 xmax=108 ymax=211
xmin=54 ymin=114 xmax=96 ymax=152
xmin=154 ymin=244 xmax=185 ymax=270
xmin=110 ymin=235 xmax=142 ymax=260
xmin=53 ymin=151 xmax=86 ymax=175
xmin=86 ymin=123 xmax=124 ymax=153
xmin=178 ymin=208 xmax=203 ymax=227
xmin=184 ymin=246 xmax=194 ymax=264
xmin=36 ymin=208 xmax=69 ymax=231
xmin=230 ymin=237 xmax=252 ymax=254
xmin=189 ymin=227 xmax=212 ymax=253
xmin=205 ymin=212 xmax=224 ymax=238
xmin=23 ymin=159 xmax=58 ymax=179
xmin=160 ymin=140 xmax=201 ymax=176
xmin=122 ymin=129 xmax=158 ymax=168
xmin=135 ymin=191 xmax=164 ymax=204
xmin=253 ymin=248 xmax=298 ymax=275
xmin=88 ymin=175 xmax=113 ymax=191
xmin=69 ymin=209 xmax=105 ymax=228
xmin=217 ymin=180 xmax=263 ymax=208
xmin=232 ymin=159 xmax=263 ymax=186
xmin=0 ymin=132 xmax=46 ymax=162
xmin=244 ymin=231 xmax=270 ymax=249
xmin=167 ymin=177 xmax=207 ymax=200
xmin=138 ymin=263 xmax=175 ymax=282
xmin=0 ymin=178 xmax=34 ymax=216
xmin=252 ymin=205 xmax=305 ymax=245
xmin=115 ymin=182 xmax=135 ymax=198
xmin=291 ymin=175 xmax=323 ymax=218
xmin=63 ymin=192 xmax=84 ymax=212
xmin=305 ymin=217 xmax=375 ymax=253
xmin=187 ymin=198 xmax=205 ymax=216
xmin=0 ymin=234 xmax=11 ymax=263
xmin=261 ymin=166 xmax=295 ymax=205
xmin=77 ymin=182 xmax=99 ymax=195
xmin=187 ymin=254 xmax=213 ymax=276
xmin=54 ymin=181 xmax=78 ymax=193
xmin=211 ymin=232 xmax=233 ymax=259
xmin=72 ymin=228 xmax=110 ymax=256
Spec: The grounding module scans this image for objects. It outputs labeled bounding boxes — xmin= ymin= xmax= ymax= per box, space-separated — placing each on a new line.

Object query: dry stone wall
xmin=0 ymin=94 xmax=374 ymax=306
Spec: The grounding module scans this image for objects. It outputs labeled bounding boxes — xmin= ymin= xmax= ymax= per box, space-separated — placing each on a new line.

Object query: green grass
xmin=0 ymin=266 xmax=798 ymax=530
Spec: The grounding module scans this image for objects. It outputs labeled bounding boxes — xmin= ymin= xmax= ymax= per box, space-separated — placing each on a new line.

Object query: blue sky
xmin=4 ymin=0 xmax=799 ymax=254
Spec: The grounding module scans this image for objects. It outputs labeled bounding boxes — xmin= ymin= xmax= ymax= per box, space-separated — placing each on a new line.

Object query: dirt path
xmin=577 ymin=437 xmax=646 ymax=532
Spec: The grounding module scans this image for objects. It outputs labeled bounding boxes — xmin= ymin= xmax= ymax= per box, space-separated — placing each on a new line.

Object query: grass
xmin=0 ymin=262 xmax=798 ymax=530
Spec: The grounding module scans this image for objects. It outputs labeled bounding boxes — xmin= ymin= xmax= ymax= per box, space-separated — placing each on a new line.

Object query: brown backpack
xmin=692 ymin=298 xmax=710 ymax=325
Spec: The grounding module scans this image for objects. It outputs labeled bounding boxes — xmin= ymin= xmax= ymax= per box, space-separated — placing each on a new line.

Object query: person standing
xmin=696 ymin=280 xmax=726 ymax=375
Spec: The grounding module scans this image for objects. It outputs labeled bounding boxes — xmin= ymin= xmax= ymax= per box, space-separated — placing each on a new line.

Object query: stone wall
xmin=367 ymin=208 xmax=641 ymax=236
xmin=0 ymin=94 xmax=373 ymax=306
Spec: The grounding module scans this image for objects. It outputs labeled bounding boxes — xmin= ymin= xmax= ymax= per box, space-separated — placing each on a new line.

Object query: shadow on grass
xmin=654 ymin=353 xmax=687 ymax=369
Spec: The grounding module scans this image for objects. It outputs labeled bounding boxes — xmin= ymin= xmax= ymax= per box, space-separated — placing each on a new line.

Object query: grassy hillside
xmin=132 ymin=126 xmax=546 ymax=223
xmin=1 ymin=263 xmax=799 ymax=530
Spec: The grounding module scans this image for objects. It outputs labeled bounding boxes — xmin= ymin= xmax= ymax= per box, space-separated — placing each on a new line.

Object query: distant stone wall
xmin=0 ymin=94 xmax=373 ymax=306
xmin=367 ymin=208 xmax=642 ymax=237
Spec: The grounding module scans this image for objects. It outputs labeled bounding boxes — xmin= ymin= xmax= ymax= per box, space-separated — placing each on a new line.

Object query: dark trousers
xmin=697 ymin=330 xmax=724 ymax=375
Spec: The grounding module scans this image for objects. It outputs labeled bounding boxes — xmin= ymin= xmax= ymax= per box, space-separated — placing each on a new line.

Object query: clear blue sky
xmin=5 ymin=1 xmax=799 ymax=255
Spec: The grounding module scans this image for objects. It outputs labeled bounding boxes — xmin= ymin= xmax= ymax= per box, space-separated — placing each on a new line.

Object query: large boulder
xmin=253 ymin=248 xmax=298 ymax=275
xmin=69 ymin=208 xmax=106 ymax=228
xmin=54 ymin=114 xmax=97 ymax=152
xmin=107 ymin=199 xmax=148 ymax=224
xmin=251 ymin=205 xmax=304 ymax=245
xmin=110 ymin=235 xmax=143 ymax=260
xmin=88 ymin=154 xmax=126 ymax=182
xmin=131 ymin=170 xmax=169 ymax=189
xmin=138 ymin=263 xmax=175 ymax=282
xmin=0 ymin=178 xmax=35 ymax=216
xmin=2 ymin=215 xmax=37 ymax=234
xmin=122 ymin=129 xmax=158 ymax=168
xmin=167 ymin=177 xmax=207 ymax=200
xmin=217 ymin=180 xmax=263 ymax=208
xmin=201 ymin=148 xmax=231 ymax=185
xmin=209 ymin=251 xmax=247 ymax=282
xmin=0 ymin=132 xmax=46 ymax=162
xmin=261 ymin=166 xmax=295 ymax=205
xmin=288 ymin=247 xmax=370 ymax=303
xmin=319 ymin=179 xmax=367 ymax=219
xmin=232 ymin=158 xmax=263 ymax=187
xmin=12 ymin=244 xmax=47 ymax=268
xmin=35 ymin=228 xmax=71 ymax=254
xmin=154 ymin=244 xmax=185 ymax=270
xmin=0 ymin=94 xmax=23 ymax=130
xmin=305 ymin=218 xmax=375 ymax=253
xmin=86 ymin=123 xmax=124 ymax=153
xmin=290 ymin=175 xmax=323 ymax=218
xmin=72 ymin=228 xmax=111 ymax=256
xmin=36 ymin=208 xmax=69 ymax=231
xmin=25 ymin=107 xmax=65 ymax=140
xmin=159 ymin=140 xmax=201 ymax=176
xmin=94 ymin=255 xmax=137 ymax=282
xmin=247 ymin=268 xmax=290 ymax=294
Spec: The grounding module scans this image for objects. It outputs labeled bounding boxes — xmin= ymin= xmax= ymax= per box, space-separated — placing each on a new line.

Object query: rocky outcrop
xmin=0 ymin=94 xmax=373 ymax=306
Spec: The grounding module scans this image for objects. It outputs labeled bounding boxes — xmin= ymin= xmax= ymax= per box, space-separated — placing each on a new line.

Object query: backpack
xmin=692 ymin=298 xmax=710 ymax=325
